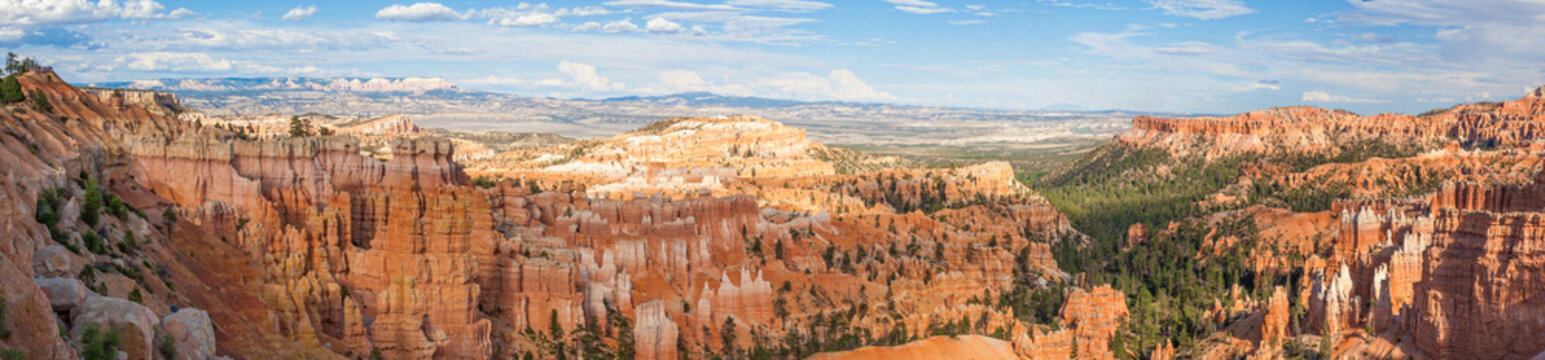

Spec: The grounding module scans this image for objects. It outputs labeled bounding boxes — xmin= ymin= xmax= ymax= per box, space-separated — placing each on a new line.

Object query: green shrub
xmin=82 ymin=231 xmax=106 ymax=254
xmin=34 ymin=188 xmax=62 ymax=227
xmin=128 ymin=288 xmax=143 ymax=304
xmin=0 ymin=349 xmax=23 ymax=360
xmin=29 ymin=90 xmax=51 ymax=114
xmin=0 ymin=296 xmax=11 ymax=340
xmin=0 ymin=75 xmax=20 ymax=103
xmin=105 ymin=194 xmax=128 ymax=218
xmin=157 ymin=333 xmax=177 ymax=359
xmin=80 ymin=324 xmax=121 ymax=360
xmin=82 ymin=178 xmax=103 ymax=226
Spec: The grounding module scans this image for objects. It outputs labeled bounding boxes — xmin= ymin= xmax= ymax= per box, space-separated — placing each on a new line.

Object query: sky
xmin=2 ymin=0 xmax=1544 ymax=114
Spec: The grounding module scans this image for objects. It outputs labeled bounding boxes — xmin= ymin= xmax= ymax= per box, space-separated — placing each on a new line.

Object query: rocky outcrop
xmin=161 ymin=309 xmax=217 ymax=360
xmin=1117 ymin=88 xmax=1545 ymax=159
xmin=1404 ymin=182 xmax=1545 ymax=359
xmin=1060 ymin=286 xmax=1128 ymax=360
xmin=1261 ymin=286 xmax=1289 ymax=344
xmin=808 ymin=335 xmax=1019 ymax=360
xmin=632 ymin=300 xmax=679 ymax=360
xmin=80 ymin=87 xmax=188 ymax=117
xmin=72 ymin=296 xmax=160 ymax=360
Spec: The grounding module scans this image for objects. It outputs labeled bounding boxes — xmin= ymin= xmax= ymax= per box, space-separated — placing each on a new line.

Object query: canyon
xmin=0 ymin=71 xmax=1089 ymax=359
xmin=4 ymin=67 xmax=1545 ymax=360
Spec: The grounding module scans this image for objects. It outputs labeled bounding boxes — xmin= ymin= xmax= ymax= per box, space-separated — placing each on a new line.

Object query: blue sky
xmin=2 ymin=0 xmax=1543 ymax=114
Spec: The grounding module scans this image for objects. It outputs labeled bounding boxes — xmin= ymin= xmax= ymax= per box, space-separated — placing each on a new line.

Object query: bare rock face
xmin=1 ymin=73 xmax=1094 ymax=360
xmin=161 ymin=308 xmax=217 ymax=360
xmin=72 ymin=296 xmax=160 ymax=360
xmin=1116 ymin=88 xmax=1545 ymax=159
xmin=1060 ymin=285 xmax=1129 ymax=360
xmin=632 ymin=300 xmax=679 ymax=360
xmin=1405 ymin=180 xmax=1545 ymax=359
xmin=34 ymin=277 xmax=94 ymax=313
xmin=1308 ymin=263 xmax=1358 ymax=337
xmin=1260 ymin=286 xmax=1289 ymax=344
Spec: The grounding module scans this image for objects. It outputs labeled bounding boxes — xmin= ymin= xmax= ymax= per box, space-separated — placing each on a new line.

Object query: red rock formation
xmin=1405 ymin=181 xmax=1545 ymax=359
xmin=1117 ymin=88 xmax=1545 ymax=159
xmin=1060 ymin=285 xmax=1129 ymax=360
xmin=633 ymin=300 xmax=680 ymax=360
xmin=1260 ymin=286 xmax=1289 ymax=344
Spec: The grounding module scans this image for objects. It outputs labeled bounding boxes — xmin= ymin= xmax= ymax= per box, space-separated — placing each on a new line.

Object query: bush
xmin=80 ymin=324 xmax=121 ymax=360
xmin=472 ymin=176 xmax=497 ymax=189
xmin=158 ymin=333 xmax=177 ymax=359
xmin=106 ymin=194 xmax=128 ymax=218
xmin=82 ymin=231 xmax=106 ymax=254
xmin=0 ymin=349 xmax=23 ymax=360
xmin=0 ymin=75 xmax=20 ymax=103
xmin=0 ymin=296 xmax=11 ymax=340
xmin=82 ymin=178 xmax=103 ymax=226
xmin=34 ymin=187 xmax=62 ymax=227
xmin=128 ymin=288 xmax=143 ymax=304
xmin=30 ymin=90 xmax=51 ymax=114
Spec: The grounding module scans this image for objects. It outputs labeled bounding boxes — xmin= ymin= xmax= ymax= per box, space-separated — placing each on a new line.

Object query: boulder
xmin=71 ymin=296 xmax=160 ymax=360
xmin=161 ymin=308 xmax=217 ymax=360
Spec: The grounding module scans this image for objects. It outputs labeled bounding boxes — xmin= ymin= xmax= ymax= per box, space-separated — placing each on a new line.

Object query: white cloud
xmin=555 ymin=6 xmax=612 ymax=16
xmin=497 ymin=13 xmax=558 ymax=26
xmin=0 ymin=0 xmax=193 ymax=26
xmin=726 ymin=0 xmax=833 ymax=12
xmin=375 ymin=2 xmax=465 ymax=22
xmin=1234 ymin=81 xmax=1280 ymax=91
xmin=558 ymin=60 xmax=624 ymax=91
xmin=602 ymin=18 xmax=640 ymax=33
xmin=756 ymin=69 xmax=895 ymax=101
xmin=646 ymin=17 xmax=687 ymax=33
xmin=1144 ymin=0 xmax=1252 ymax=19
xmin=826 ymin=69 xmax=894 ymax=101
xmin=884 ymin=0 xmax=952 ymax=14
xmin=571 ymin=21 xmax=603 ymax=31
xmin=648 ymin=11 xmax=820 ymax=43
xmin=118 ymin=52 xmax=234 ymax=71
xmin=1302 ymin=91 xmax=1389 ymax=103
xmin=166 ymin=7 xmax=193 ymax=19
xmin=964 ymin=4 xmax=996 ymax=16
xmin=602 ymin=0 xmax=738 ymax=11
xmin=655 ymin=69 xmax=755 ymax=95
xmin=282 ymin=6 xmax=318 ymax=21
xmin=949 ymin=20 xmax=985 ymax=25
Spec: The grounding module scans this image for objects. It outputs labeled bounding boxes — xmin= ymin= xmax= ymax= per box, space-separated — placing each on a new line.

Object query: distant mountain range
xmin=598 ymin=91 xmax=847 ymax=108
xmin=94 ymin=77 xmax=458 ymax=94
xmin=83 ymin=76 xmax=1177 ymax=143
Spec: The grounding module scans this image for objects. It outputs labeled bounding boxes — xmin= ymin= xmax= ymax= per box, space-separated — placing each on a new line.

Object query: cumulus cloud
xmin=757 ymin=69 xmax=895 ymax=101
xmin=826 ymin=69 xmax=894 ymax=101
xmin=556 ymin=6 xmax=612 ymax=16
xmin=282 ymin=5 xmax=318 ymax=21
xmin=0 ymin=0 xmax=193 ymax=29
xmin=655 ymin=69 xmax=755 ymax=95
xmin=497 ymin=13 xmax=558 ymax=26
xmin=645 ymin=17 xmax=686 ymax=33
xmin=571 ymin=21 xmax=603 ymax=32
xmin=118 ymin=52 xmax=234 ymax=71
xmin=1144 ymin=0 xmax=1252 ymax=19
xmin=375 ymin=2 xmax=465 ymax=22
xmin=558 ymin=60 xmax=624 ymax=91
xmin=1302 ymin=91 xmax=1389 ymax=103
xmin=602 ymin=18 xmax=640 ymax=33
